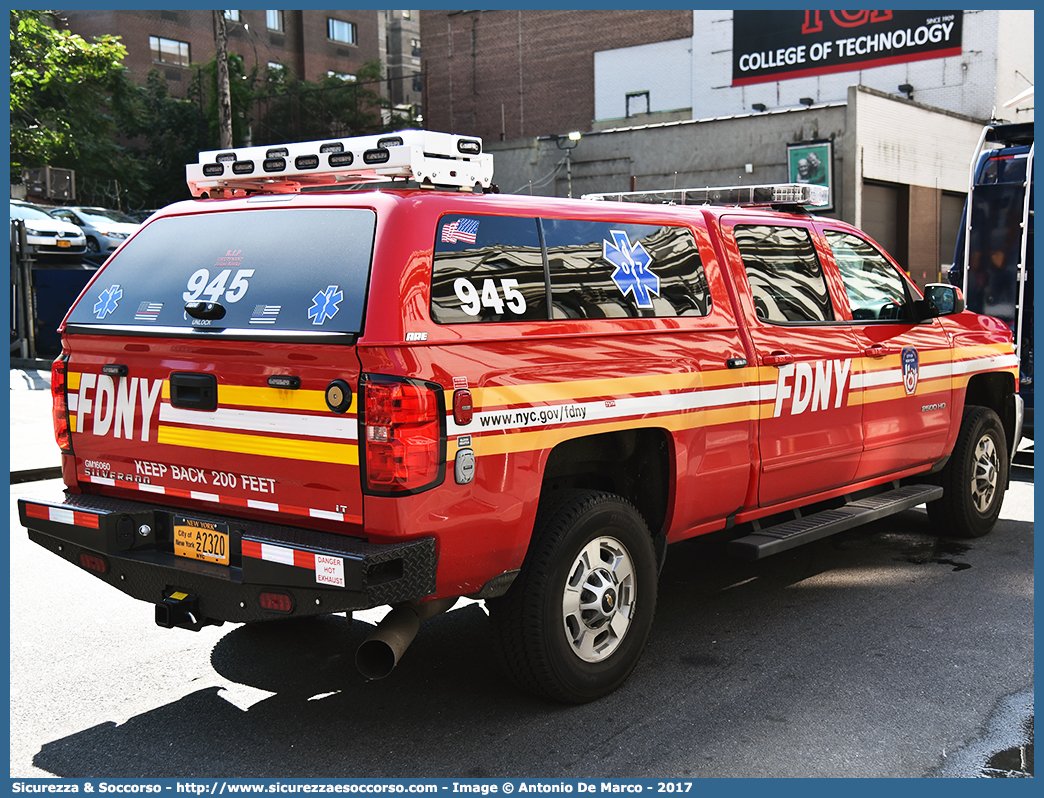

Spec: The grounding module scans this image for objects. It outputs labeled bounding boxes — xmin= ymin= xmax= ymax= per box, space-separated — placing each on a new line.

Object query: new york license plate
xmin=173 ymin=515 xmax=229 ymax=566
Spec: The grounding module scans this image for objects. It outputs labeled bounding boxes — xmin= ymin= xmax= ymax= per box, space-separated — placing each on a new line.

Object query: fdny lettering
xmin=76 ymin=374 xmax=163 ymax=442
xmin=773 ymin=358 xmax=852 ymax=417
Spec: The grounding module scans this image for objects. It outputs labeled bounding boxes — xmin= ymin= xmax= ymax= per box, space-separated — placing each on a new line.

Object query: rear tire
xmin=488 ymin=490 xmax=658 ymax=703
xmin=928 ymin=406 xmax=1008 ymax=538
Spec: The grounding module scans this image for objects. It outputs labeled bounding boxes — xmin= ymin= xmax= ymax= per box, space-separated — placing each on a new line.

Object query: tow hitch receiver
xmin=155 ymin=591 xmax=223 ymax=632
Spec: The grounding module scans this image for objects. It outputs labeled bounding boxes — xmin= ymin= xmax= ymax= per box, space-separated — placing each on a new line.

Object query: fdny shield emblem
xmin=901 ymin=347 xmax=919 ymax=395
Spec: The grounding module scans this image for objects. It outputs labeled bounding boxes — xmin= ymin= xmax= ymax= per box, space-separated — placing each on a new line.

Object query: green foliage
xmin=253 ymin=60 xmax=411 ymax=145
xmin=196 ymin=52 xmax=258 ymax=148
xmin=9 ymin=9 xmax=141 ymax=194
xmin=10 ymin=11 xmax=418 ymax=211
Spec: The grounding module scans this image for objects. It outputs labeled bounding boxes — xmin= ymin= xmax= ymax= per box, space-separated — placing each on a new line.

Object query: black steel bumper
xmin=19 ymin=492 xmax=436 ymax=626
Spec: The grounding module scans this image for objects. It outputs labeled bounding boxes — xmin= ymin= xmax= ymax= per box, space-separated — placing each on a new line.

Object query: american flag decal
xmin=134 ymin=301 xmax=163 ymax=321
xmin=250 ymin=304 xmax=281 ymax=324
xmin=441 ymin=218 xmax=479 ymax=244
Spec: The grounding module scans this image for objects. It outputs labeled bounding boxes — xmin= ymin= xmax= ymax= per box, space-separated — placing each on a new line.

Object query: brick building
xmin=383 ymin=9 xmax=423 ymax=118
xmin=420 ymin=10 xmax=692 ymax=141
xmin=57 ymin=10 xmax=382 ymax=97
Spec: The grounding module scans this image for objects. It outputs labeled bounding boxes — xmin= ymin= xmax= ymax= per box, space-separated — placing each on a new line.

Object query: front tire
xmin=488 ymin=490 xmax=658 ymax=703
xmin=928 ymin=406 xmax=1008 ymax=538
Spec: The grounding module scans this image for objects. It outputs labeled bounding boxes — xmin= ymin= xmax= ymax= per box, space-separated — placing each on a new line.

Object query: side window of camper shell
xmin=431 ymin=214 xmax=710 ymax=323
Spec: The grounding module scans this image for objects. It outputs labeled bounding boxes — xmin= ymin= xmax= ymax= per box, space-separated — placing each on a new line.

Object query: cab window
xmin=431 ymin=214 xmax=546 ymax=324
xmin=824 ymin=230 xmax=911 ymax=321
xmin=734 ymin=225 xmax=834 ymax=323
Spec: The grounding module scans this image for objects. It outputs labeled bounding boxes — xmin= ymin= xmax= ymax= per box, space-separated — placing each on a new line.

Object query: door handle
xmin=762 ymin=352 xmax=794 ymax=367
xmin=864 ymin=345 xmax=892 ymax=358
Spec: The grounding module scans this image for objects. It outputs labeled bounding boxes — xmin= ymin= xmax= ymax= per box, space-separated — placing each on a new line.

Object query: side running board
xmin=728 ymin=484 xmax=944 ymax=560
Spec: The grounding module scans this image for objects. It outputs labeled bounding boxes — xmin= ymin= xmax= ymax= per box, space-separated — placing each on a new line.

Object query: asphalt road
xmin=8 ymin=385 xmax=1034 ymax=779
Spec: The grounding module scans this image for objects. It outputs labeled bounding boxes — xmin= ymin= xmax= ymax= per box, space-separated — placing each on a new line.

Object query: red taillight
xmin=362 ymin=377 xmax=445 ymax=493
xmin=79 ymin=552 xmax=107 ymax=573
xmin=259 ymin=592 xmax=294 ymax=612
xmin=51 ymin=355 xmax=73 ymax=454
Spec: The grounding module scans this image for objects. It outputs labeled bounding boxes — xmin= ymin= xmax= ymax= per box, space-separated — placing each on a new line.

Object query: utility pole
xmin=213 ymin=10 xmax=233 ymax=148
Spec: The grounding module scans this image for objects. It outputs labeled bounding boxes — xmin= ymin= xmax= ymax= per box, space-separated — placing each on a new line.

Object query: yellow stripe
xmin=157 ymin=426 xmax=359 ymax=466
xmin=859 ymin=376 xmax=953 ymax=405
xmin=68 ymin=371 xmax=81 ymax=390
xmin=218 ymin=384 xmax=344 ymax=413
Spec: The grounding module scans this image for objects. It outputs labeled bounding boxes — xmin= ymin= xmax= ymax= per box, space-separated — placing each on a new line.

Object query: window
xmin=626 ymin=91 xmax=650 ymax=118
xmin=824 ymin=230 xmax=911 ymax=321
xmin=734 ymin=225 xmax=833 ymax=323
xmin=327 ymin=71 xmax=357 ymax=82
xmin=266 ymin=10 xmax=283 ymax=31
xmin=328 ymin=18 xmax=357 ymax=45
xmin=431 ymin=215 xmax=710 ymax=323
xmin=65 ymin=209 xmax=377 ymax=337
xmin=223 ymin=10 xmax=240 ymax=22
xmin=149 ymin=36 xmax=190 ymax=67
xmin=432 ymin=215 xmax=546 ymax=324
xmin=544 ymin=220 xmax=709 ymax=319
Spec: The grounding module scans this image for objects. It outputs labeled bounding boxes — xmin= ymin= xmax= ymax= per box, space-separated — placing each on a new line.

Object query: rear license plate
xmin=56 ymin=240 xmax=71 ymax=248
xmin=173 ymin=515 xmax=229 ymax=566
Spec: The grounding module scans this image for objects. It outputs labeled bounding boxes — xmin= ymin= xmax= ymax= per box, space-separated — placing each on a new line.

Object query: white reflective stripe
xmin=49 ymin=507 xmax=75 ymax=525
xmin=920 ymin=363 xmax=954 ymax=379
xmin=190 ymin=491 xmax=220 ymax=503
xmin=309 ymin=509 xmax=344 ymax=521
xmin=159 ymin=403 xmax=358 ymax=441
xmin=138 ymin=483 xmax=166 ymax=493
xmin=68 ymin=395 xmax=79 ymax=412
xmin=953 ymin=353 xmax=1020 ymax=375
xmin=90 ymin=476 xmax=116 ymax=487
xmin=260 ymin=543 xmax=295 ymax=566
xmin=860 ymin=369 xmax=903 ymax=389
xmin=248 ymin=499 xmax=280 ymax=512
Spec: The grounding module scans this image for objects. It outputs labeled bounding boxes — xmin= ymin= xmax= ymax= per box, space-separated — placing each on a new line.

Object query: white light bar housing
xmin=582 ymin=183 xmax=830 ymax=207
xmin=186 ymin=130 xmax=494 ymax=197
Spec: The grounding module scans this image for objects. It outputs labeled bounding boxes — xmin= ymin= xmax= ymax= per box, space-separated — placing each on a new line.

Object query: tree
xmin=252 ymin=60 xmax=411 ymax=145
xmin=196 ymin=51 xmax=257 ymax=148
xmin=9 ymin=9 xmax=143 ymax=200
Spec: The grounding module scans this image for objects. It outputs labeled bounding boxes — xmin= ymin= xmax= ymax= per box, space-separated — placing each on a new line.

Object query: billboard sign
xmin=733 ymin=10 xmax=963 ymax=86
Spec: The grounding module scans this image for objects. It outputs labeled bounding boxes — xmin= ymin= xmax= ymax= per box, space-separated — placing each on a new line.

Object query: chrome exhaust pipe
xmin=355 ymin=598 xmax=456 ymax=680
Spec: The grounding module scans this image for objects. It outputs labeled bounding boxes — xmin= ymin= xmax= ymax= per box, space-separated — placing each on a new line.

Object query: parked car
xmin=46 ymin=206 xmax=141 ymax=254
xmin=126 ymin=208 xmax=161 ymax=223
xmin=9 ymin=200 xmax=87 ymax=260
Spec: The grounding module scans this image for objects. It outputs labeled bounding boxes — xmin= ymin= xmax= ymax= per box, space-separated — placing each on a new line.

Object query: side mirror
xmin=915 ymin=283 xmax=965 ymax=320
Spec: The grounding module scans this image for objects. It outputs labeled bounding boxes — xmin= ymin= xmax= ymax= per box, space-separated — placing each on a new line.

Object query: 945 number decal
xmin=454 ymin=277 xmax=526 ymax=317
xmin=183 ymin=268 xmax=255 ymax=304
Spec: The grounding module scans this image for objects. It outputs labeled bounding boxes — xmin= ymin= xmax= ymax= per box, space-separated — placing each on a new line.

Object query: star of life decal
xmin=93 ymin=285 xmax=123 ymax=319
xmin=308 ymin=286 xmax=343 ymax=325
xmin=603 ymin=231 xmax=659 ymax=308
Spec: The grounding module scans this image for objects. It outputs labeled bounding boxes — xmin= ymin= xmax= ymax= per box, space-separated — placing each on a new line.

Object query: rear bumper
xmin=19 ymin=492 xmax=436 ymax=625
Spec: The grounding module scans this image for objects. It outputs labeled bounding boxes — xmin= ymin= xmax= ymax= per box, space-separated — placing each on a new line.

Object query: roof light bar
xmin=186 ymin=129 xmax=493 ymax=197
xmin=582 ymin=183 xmax=830 ymax=207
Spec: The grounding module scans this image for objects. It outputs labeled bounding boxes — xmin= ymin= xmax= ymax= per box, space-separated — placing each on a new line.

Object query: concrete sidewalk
xmin=10 ymin=371 xmax=60 ymax=474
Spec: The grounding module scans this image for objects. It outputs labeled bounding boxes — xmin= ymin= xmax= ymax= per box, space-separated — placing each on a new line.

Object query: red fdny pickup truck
xmin=19 ymin=130 xmax=1022 ymax=703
